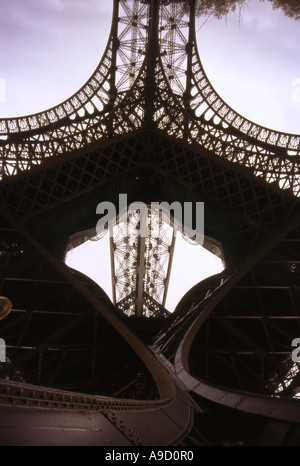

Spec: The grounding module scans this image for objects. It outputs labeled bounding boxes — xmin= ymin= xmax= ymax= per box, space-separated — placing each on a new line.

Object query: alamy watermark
xmin=96 ymin=194 xmax=204 ymax=244
xmin=0 ymin=338 xmax=6 ymax=363
xmin=292 ymin=338 xmax=300 ymax=363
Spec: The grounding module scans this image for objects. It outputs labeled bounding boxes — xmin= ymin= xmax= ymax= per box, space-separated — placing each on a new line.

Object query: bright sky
xmin=1 ymin=0 xmax=299 ymax=312
xmin=0 ymin=0 xmax=299 ymax=131
xmin=0 ymin=0 xmax=111 ymax=116
xmin=66 ymin=228 xmax=224 ymax=313
xmin=195 ymin=0 xmax=300 ymax=134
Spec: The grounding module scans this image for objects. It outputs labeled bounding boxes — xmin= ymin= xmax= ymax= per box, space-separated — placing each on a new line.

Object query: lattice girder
xmin=110 ymin=205 xmax=175 ymax=317
xmin=0 ymin=0 xmax=299 ymax=199
xmin=0 ymin=129 xmax=298 ymax=265
xmin=0 ymin=2 xmax=300 ymax=444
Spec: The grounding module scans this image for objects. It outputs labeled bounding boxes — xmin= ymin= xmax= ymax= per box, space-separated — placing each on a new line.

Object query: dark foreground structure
xmin=0 ymin=0 xmax=300 ymax=446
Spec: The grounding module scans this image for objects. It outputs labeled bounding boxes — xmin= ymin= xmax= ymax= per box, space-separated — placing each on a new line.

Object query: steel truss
xmin=110 ymin=206 xmax=176 ymax=317
xmin=0 ymin=0 xmax=299 ymax=194
xmin=0 ymin=0 xmax=300 ymax=446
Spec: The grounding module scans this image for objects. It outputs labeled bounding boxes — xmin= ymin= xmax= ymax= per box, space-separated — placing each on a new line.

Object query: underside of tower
xmin=0 ymin=0 xmax=300 ymax=446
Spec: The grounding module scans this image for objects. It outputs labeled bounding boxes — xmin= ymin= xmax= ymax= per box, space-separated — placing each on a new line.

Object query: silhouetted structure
xmin=0 ymin=0 xmax=299 ymax=446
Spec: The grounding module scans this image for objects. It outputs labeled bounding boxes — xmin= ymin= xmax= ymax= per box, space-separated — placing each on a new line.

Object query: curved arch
xmin=190 ymin=30 xmax=300 ymax=155
xmin=157 ymin=1 xmax=300 ymax=196
xmin=159 ymin=0 xmax=300 ymax=154
xmin=171 ymin=225 xmax=300 ymax=424
xmin=0 ymin=205 xmax=193 ymax=446
xmin=0 ymin=0 xmax=151 ymax=137
xmin=0 ymin=2 xmax=118 ymax=136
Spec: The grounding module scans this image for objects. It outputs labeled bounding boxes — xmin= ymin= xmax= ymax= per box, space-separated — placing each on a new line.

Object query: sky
xmin=195 ymin=0 xmax=300 ymax=133
xmin=0 ymin=0 xmax=112 ymax=115
xmin=0 ymin=0 xmax=299 ymax=131
xmin=1 ymin=0 xmax=299 ymax=311
xmin=65 ymin=227 xmax=224 ymax=313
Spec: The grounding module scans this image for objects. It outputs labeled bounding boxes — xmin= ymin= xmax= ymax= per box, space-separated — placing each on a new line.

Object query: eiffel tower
xmin=0 ymin=0 xmax=300 ymax=446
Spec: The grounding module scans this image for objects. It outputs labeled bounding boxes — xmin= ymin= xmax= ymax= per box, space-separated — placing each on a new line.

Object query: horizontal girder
xmin=0 ymin=0 xmax=299 ymax=198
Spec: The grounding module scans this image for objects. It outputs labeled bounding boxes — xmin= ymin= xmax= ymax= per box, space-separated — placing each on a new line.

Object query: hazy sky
xmin=0 ymin=0 xmax=111 ymax=115
xmin=196 ymin=0 xmax=300 ymax=133
xmin=1 ymin=0 xmax=299 ymax=311
xmin=0 ymin=0 xmax=299 ymax=134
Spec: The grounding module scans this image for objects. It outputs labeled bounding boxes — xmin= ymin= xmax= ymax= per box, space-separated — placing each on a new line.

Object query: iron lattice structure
xmin=0 ymin=0 xmax=300 ymax=446
xmin=1 ymin=0 xmax=299 ymax=192
xmin=110 ymin=206 xmax=176 ymax=317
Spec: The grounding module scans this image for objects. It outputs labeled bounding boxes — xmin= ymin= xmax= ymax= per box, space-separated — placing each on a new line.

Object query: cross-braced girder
xmin=0 ymin=0 xmax=300 ymax=446
xmin=0 ymin=0 xmax=299 ymax=197
xmin=109 ymin=205 xmax=175 ymax=317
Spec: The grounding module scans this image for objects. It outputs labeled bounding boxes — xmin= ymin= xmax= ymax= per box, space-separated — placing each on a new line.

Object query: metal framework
xmin=0 ymin=0 xmax=300 ymax=446
xmin=110 ymin=206 xmax=176 ymax=317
